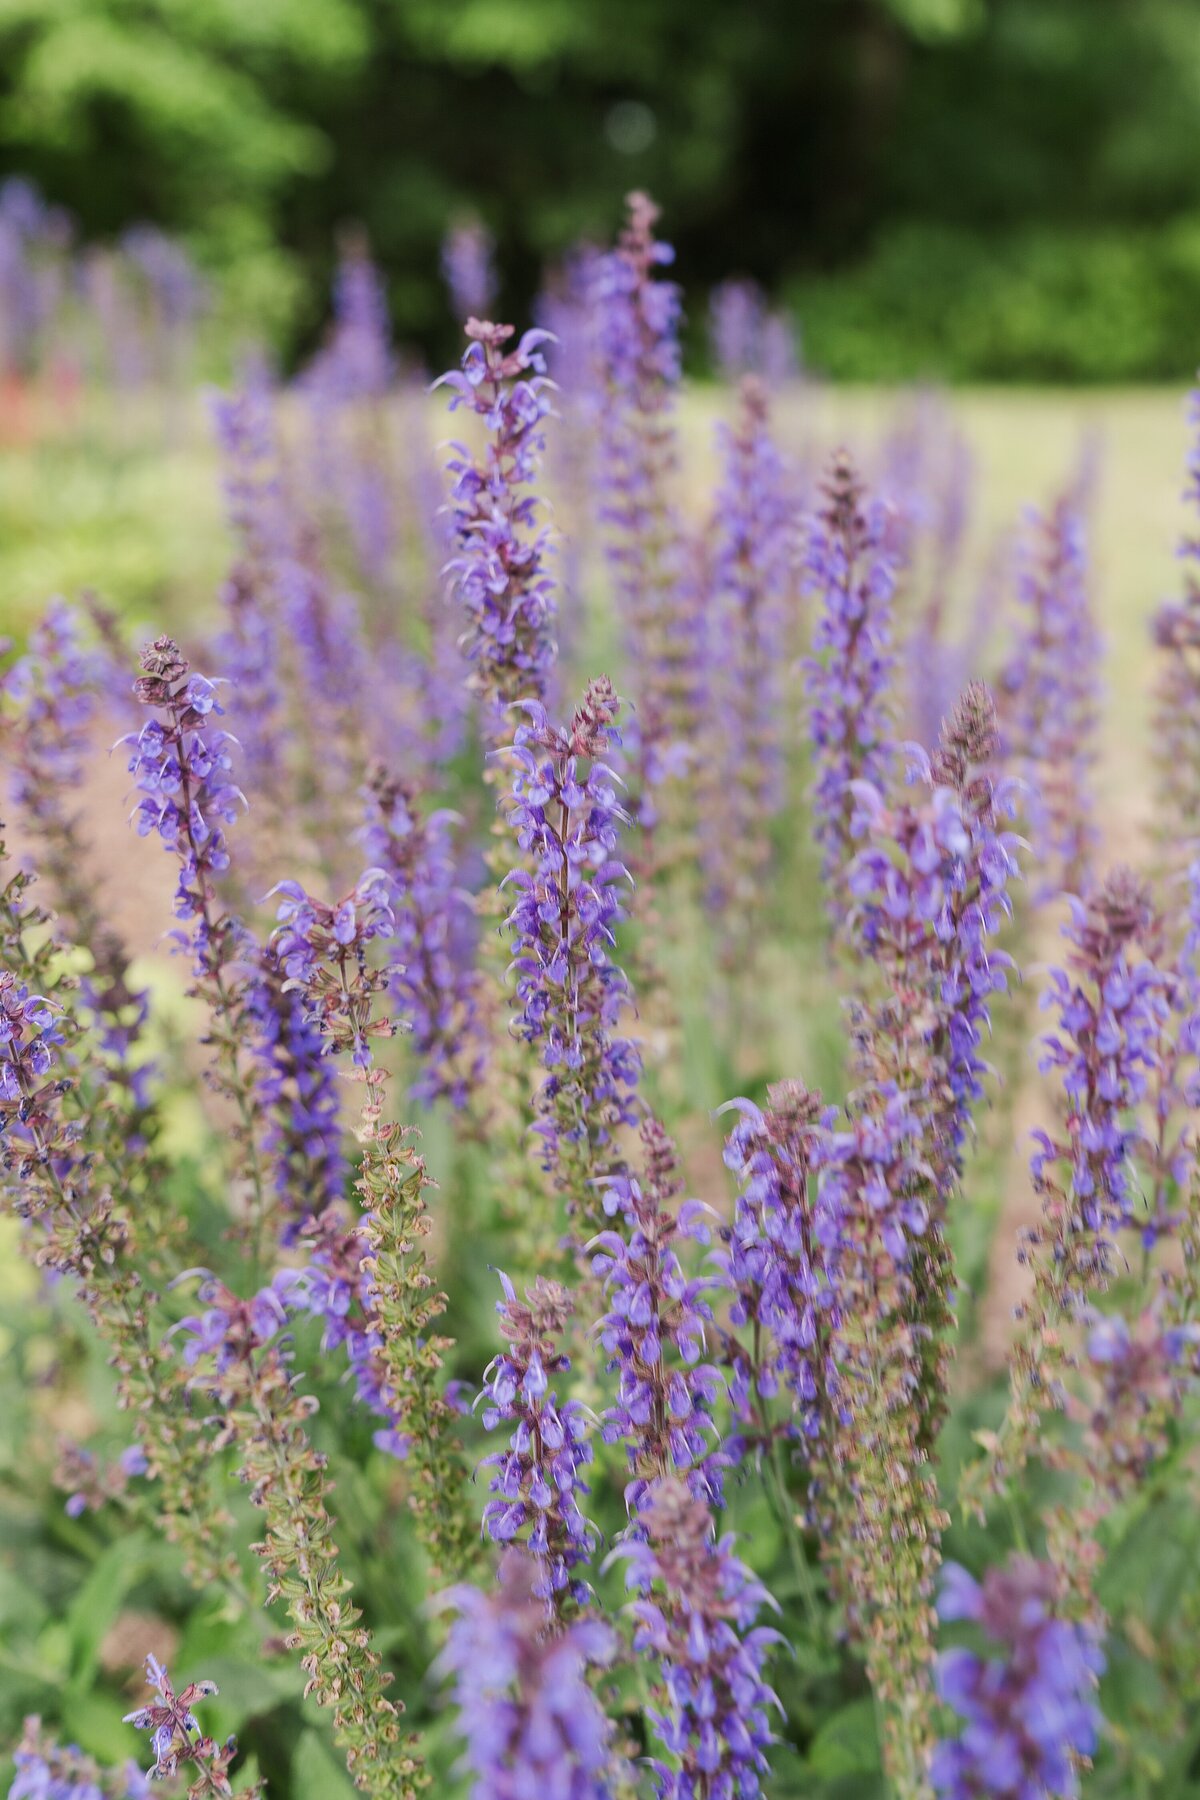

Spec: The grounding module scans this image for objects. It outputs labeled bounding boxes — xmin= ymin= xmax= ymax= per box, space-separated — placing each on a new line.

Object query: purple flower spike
xmin=613 ymin=1476 xmax=780 ymax=1800
xmin=441 ymin=217 xmax=497 ymax=323
xmin=932 ymin=1556 xmax=1104 ymax=1800
xmin=438 ymin=317 xmax=558 ymax=744
xmin=593 ymin=191 xmax=693 ymax=834
xmin=718 ymin=1081 xmax=840 ymax=1450
xmin=359 ymin=765 xmax=484 ymax=1110
xmin=1000 ymin=489 xmax=1100 ymax=903
xmin=708 ymin=278 xmax=766 ymax=381
xmin=502 ymin=677 xmax=641 ymax=1214
xmin=592 ymin=1116 xmax=726 ymax=1517
xmin=269 ymin=867 xmax=396 ymax=1068
xmin=699 ymin=377 xmax=794 ymax=944
xmin=435 ymin=1549 xmax=621 ymax=1800
xmin=477 ymin=1274 xmax=597 ymax=1614
xmin=1034 ymin=868 xmax=1172 ymax=1285
xmin=122 ymin=637 xmax=244 ymax=969
xmin=244 ymin=950 xmax=348 ymax=1243
xmin=804 ymin=451 xmax=898 ymax=916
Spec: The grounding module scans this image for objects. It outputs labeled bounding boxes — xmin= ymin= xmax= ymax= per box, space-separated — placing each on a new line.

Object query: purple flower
xmin=849 ymin=684 xmax=1022 ymax=1176
xmin=210 ymin=376 xmax=288 ymax=794
xmin=1034 ymin=869 xmax=1172 ymax=1277
xmin=174 ymin=1272 xmax=298 ymax=1374
xmin=932 ymin=1557 xmax=1104 ymax=1800
xmin=437 ymin=318 xmax=558 ymax=743
xmin=1000 ymin=491 xmax=1100 ymax=902
xmin=6 ymin=1718 xmax=114 ymax=1800
xmin=122 ymin=225 xmax=203 ymax=334
xmin=477 ymin=1274 xmax=597 ymax=1611
xmin=307 ymin=233 xmax=393 ymax=402
xmin=717 ymin=1082 xmax=840 ymax=1450
xmin=1073 ymin=1306 xmax=1200 ymax=1495
xmin=592 ymin=1116 xmax=725 ymax=1517
xmin=122 ymin=637 xmax=244 ymax=962
xmin=268 ymin=867 xmax=396 ymax=1068
xmin=2 ymin=600 xmax=99 ymax=825
xmin=58 ymin=1438 xmax=149 ymax=1518
xmin=244 ymin=949 xmax=348 ymax=1243
xmin=593 ymin=191 xmax=692 ymax=833
xmin=699 ymin=377 xmax=794 ymax=940
xmin=434 ymin=1549 xmax=620 ymax=1800
xmin=502 ymin=679 xmax=641 ymax=1214
xmin=804 ymin=451 xmax=898 ymax=912
xmin=612 ymin=1477 xmax=780 ymax=1799
xmin=708 ymin=278 xmax=766 ymax=380
xmin=358 ymin=766 xmax=484 ymax=1109
xmin=122 ymin=1653 xmax=235 ymax=1787
xmin=441 ymin=217 xmax=497 ymax=322
xmin=0 ymin=972 xmax=63 ymax=1116
xmin=1151 ymin=381 xmax=1200 ymax=873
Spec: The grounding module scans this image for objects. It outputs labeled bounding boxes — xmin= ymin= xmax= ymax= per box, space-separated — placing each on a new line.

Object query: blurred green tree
xmin=1 ymin=0 xmax=1199 ymax=375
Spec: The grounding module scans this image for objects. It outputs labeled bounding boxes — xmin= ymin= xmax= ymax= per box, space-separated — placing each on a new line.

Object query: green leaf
xmin=180 ymin=1655 xmax=304 ymax=1734
xmin=0 ymin=1564 xmax=48 ymax=1632
xmin=807 ymin=1698 xmax=882 ymax=1778
xmin=291 ymin=1728 xmax=360 ymax=1800
xmin=68 ymin=1686 xmax=146 ymax=1766
xmin=63 ymin=1531 xmax=153 ymax=1693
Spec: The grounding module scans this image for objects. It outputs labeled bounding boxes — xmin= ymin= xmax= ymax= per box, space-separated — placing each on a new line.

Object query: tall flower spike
xmin=1151 ymin=379 xmax=1200 ymax=885
xmin=170 ymin=1271 xmax=421 ymax=1794
xmin=804 ymin=450 xmax=898 ymax=918
xmin=699 ymin=376 xmax=794 ymax=952
xmin=123 ymin=637 xmax=283 ymax=1271
xmin=267 ymin=871 xmax=412 ymax=1447
xmin=441 ymin=217 xmax=497 ymax=323
xmin=477 ymin=1273 xmax=597 ymax=1612
xmin=503 ymin=677 xmax=641 ymax=1222
xmin=3 ymin=602 xmax=156 ymax=1130
xmin=718 ymin=1081 xmax=839 ymax=1456
xmin=591 ymin=1115 xmax=725 ymax=1519
xmin=2 ymin=600 xmax=100 ymax=889
xmin=973 ymin=869 xmax=1172 ymax=1508
xmin=1000 ymin=489 xmax=1100 ymax=902
xmin=359 ymin=765 xmax=484 ymax=1111
xmin=1036 ymin=1306 xmax=1199 ymax=1626
xmin=804 ymin=1093 xmax=951 ymax=1795
xmin=905 ymin=427 xmax=974 ymax=752
xmin=594 ymin=191 xmax=693 ymax=842
xmin=303 ymin=232 xmax=396 ymax=587
xmin=270 ymin=868 xmax=395 ymax=1066
xmin=850 ymin=683 xmax=1022 ymax=1186
xmin=537 ymin=244 xmax=602 ymax=676
xmin=269 ymin=871 xmax=476 ymax=1571
xmin=124 ymin=637 xmax=244 ymax=962
xmin=708 ymin=278 xmax=766 ymax=381
xmin=434 ymin=1549 xmax=621 ymax=1800
xmin=613 ymin=1476 xmax=780 ymax=1799
xmin=210 ymin=377 xmax=287 ymax=804
xmin=438 ymin=318 xmax=558 ymax=745
xmin=0 ymin=832 xmax=234 ymax=1589
xmin=243 ymin=949 xmax=348 ymax=1246
xmin=327 ymin=231 xmax=394 ymax=400
xmin=932 ymin=1559 xmax=1104 ymax=1800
